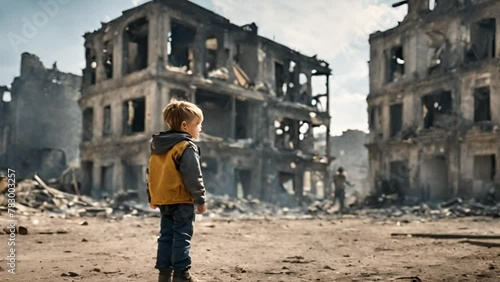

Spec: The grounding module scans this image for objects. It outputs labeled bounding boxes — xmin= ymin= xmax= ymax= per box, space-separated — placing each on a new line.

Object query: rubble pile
xmin=0 ymin=178 xmax=114 ymax=217
xmin=353 ymin=198 xmax=499 ymax=219
xmin=2 ymin=176 xmax=498 ymax=219
xmin=205 ymin=194 xmax=303 ymax=218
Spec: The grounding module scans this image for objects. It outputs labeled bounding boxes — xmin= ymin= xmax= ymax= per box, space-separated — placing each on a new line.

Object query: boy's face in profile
xmin=182 ymin=118 xmax=203 ymax=139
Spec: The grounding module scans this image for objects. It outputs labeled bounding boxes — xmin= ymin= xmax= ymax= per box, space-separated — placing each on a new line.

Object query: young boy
xmin=148 ymin=100 xmax=207 ymax=282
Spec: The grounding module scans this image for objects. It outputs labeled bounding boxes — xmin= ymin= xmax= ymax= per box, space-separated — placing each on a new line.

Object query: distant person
xmin=147 ymin=99 xmax=207 ymax=282
xmin=332 ymin=167 xmax=354 ymax=214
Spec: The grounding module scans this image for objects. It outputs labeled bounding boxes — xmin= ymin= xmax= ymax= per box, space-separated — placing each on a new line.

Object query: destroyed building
xmin=79 ymin=0 xmax=331 ymax=203
xmin=0 ymin=53 xmax=82 ymax=180
xmin=366 ymin=0 xmax=500 ymax=202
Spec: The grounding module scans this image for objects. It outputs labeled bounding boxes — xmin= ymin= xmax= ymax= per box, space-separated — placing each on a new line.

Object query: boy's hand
xmin=196 ymin=204 xmax=207 ymax=214
xmin=150 ymin=204 xmax=157 ymax=209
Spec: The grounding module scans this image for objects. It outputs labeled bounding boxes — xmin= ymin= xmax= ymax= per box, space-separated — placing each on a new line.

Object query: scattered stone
xmin=18 ymin=226 xmax=28 ymax=235
xmin=61 ymin=271 xmax=79 ymax=277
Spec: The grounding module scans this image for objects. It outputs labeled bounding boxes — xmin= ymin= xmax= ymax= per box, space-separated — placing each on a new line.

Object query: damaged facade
xmin=367 ymin=0 xmax=500 ymax=201
xmin=80 ymin=0 xmax=331 ymax=203
xmin=0 ymin=53 xmax=82 ymax=180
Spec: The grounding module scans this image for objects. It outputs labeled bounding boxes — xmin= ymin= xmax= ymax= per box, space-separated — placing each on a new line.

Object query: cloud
xmin=210 ymin=0 xmax=406 ymax=136
xmin=131 ymin=0 xmax=147 ymax=7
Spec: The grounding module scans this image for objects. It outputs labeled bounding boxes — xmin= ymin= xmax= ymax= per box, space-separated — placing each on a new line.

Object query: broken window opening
xmin=419 ymin=157 xmax=448 ymax=200
xmin=123 ymin=17 xmax=149 ymax=75
xmin=103 ymin=41 xmax=113 ymax=79
xmin=275 ymin=118 xmax=298 ymax=150
xmin=279 ymin=172 xmax=295 ymax=195
xmin=122 ymin=97 xmax=145 ymax=135
xmin=390 ymin=103 xmax=403 ymax=137
xmin=123 ymin=164 xmax=145 ymax=193
xmin=82 ymin=108 xmax=93 ymax=141
xmin=85 ymin=47 xmax=96 ymax=85
xmin=103 ymin=105 xmax=112 ymax=137
xmin=168 ymin=21 xmax=196 ymax=73
xmin=299 ymin=73 xmax=310 ymax=105
xmin=2 ymin=90 xmax=11 ymax=103
xmin=204 ymin=35 xmax=218 ymax=76
xmin=195 ymin=90 xmax=231 ymax=138
xmin=473 ymin=87 xmax=491 ymax=123
xmin=234 ymin=42 xmax=258 ymax=86
xmin=274 ymin=62 xmax=285 ymax=97
xmin=298 ymin=121 xmax=310 ymax=141
xmin=422 ymin=91 xmax=452 ymax=129
xmin=369 ymin=106 xmax=383 ymax=133
xmin=311 ymin=74 xmax=328 ymax=111
xmin=388 ymin=161 xmax=409 ymax=198
xmin=81 ymin=161 xmax=93 ymax=196
xmin=466 ymin=18 xmax=496 ymax=63
xmin=235 ymin=169 xmax=252 ymax=199
xmin=289 ymin=60 xmax=296 ymax=73
xmin=474 ymin=155 xmax=496 ymax=181
xmin=169 ymin=89 xmax=189 ymax=101
xmin=100 ymin=164 xmax=114 ymax=199
xmin=429 ymin=0 xmax=436 ymax=10
xmin=386 ymin=45 xmax=404 ymax=83
xmin=201 ymin=157 xmax=218 ymax=174
xmin=235 ymin=100 xmax=250 ymax=139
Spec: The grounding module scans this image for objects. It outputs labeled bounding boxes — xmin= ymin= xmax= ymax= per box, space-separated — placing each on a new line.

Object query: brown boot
xmin=158 ymin=268 xmax=173 ymax=282
xmin=173 ymin=269 xmax=196 ymax=282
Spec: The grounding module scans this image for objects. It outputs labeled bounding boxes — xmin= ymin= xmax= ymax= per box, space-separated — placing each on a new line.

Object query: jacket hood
xmin=150 ymin=131 xmax=193 ymax=155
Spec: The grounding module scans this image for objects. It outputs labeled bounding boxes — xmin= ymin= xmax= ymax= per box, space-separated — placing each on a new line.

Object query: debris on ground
xmin=2 ymin=175 xmax=499 ymax=220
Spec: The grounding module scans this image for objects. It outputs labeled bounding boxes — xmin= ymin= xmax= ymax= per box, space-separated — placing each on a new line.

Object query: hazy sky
xmin=0 ymin=0 xmax=406 ymax=136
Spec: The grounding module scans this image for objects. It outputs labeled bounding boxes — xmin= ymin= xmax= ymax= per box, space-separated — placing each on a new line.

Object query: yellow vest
xmin=148 ymin=141 xmax=194 ymax=205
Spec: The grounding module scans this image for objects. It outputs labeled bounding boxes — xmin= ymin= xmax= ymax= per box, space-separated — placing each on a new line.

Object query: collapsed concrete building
xmin=0 ymin=53 xmax=82 ymax=181
xmin=80 ymin=0 xmax=331 ymax=203
xmin=366 ymin=0 xmax=500 ymax=202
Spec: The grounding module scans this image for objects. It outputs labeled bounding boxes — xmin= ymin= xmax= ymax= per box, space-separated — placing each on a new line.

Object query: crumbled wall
xmin=367 ymin=0 xmax=500 ymax=202
xmin=0 ymin=53 xmax=82 ymax=180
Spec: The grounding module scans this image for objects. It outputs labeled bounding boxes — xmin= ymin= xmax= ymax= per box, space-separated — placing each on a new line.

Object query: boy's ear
xmin=181 ymin=121 xmax=187 ymax=129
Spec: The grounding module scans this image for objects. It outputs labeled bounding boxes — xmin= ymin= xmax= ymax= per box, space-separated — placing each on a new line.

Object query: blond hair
xmin=162 ymin=99 xmax=203 ymax=131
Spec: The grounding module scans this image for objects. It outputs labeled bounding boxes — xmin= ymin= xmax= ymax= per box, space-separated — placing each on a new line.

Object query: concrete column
xmin=94 ymin=36 xmax=105 ymax=83
xmin=496 ymin=16 xmax=500 ymax=59
xmin=448 ymin=143 xmax=460 ymax=196
xmin=490 ymin=72 xmax=500 ymax=126
xmin=193 ymin=24 xmax=207 ymax=77
xmin=306 ymin=72 xmax=312 ymax=98
xmin=405 ymin=32 xmax=418 ymax=78
xmin=114 ymin=159 xmax=124 ymax=194
xmin=161 ymin=13 xmax=171 ymax=68
xmin=495 ymin=147 xmax=500 ymax=183
xmin=111 ymin=99 xmax=123 ymax=140
xmin=461 ymin=82 xmax=475 ymax=122
xmin=91 ymin=159 xmax=101 ymax=198
xmin=403 ymin=92 xmax=416 ymax=128
xmin=148 ymin=9 xmax=161 ymax=69
xmin=113 ymin=28 xmax=124 ymax=80
xmin=294 ymin=172 xmax=304 ymax=203
xmin=382 ymin=100 xmax=390 ymax=140
xmin=149 ymin=84 xmax=163 ymax=133
xmin=230 ymin=96 xmax=236 ymax=139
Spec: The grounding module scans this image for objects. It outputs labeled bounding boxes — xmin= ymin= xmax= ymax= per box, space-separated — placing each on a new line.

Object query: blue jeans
xmin=155 ymin=204 xmax=195 ymax=272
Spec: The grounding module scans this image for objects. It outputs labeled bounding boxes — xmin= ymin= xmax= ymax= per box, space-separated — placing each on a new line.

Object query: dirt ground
xmin=1 ymin=213 xmax=499 ymax=282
